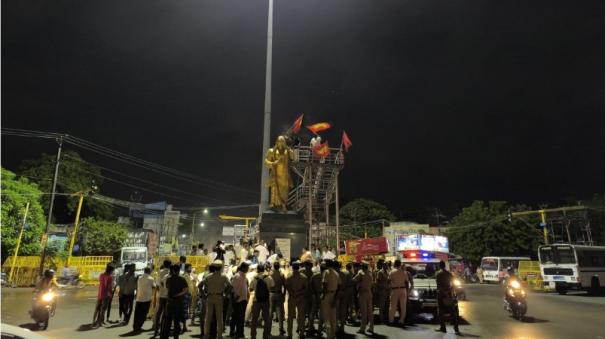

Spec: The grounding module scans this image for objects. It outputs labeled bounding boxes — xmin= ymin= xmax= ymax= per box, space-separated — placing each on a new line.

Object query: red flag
xmin=342 ymin=131 xmax=352 ymax=152
xmin=291 ymin=114 xmax=304 ymax=134
xmin=306 ymin=122 xmax=332 ymax=134
xmin=312 ymin=141 xmax=330 ymax=158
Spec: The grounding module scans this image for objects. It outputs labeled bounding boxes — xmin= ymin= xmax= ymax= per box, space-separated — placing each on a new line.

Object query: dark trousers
xmin=230 ymin=300 xmax=247 ymax=337
xmin=93 ymin=297 xmax=111 ymax=326
xmin=106 ymin=291 xmax=115 ymax=320
xmin=133 ymin=301 xmax=151 ymax=331
xmin=251 ymin=301 xmax=270 ymax=339
xmin=437 ymin=295 xmax=459 ymax=331
xmin=160 ymin=300 xmax=182 ymax=339
xmin=154 ymin=297 xmax=168 ymax=334
xmin=120 ymin=294 xmax=135 ymax=324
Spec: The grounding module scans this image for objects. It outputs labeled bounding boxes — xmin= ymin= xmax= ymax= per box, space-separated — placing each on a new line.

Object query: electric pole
xmin=39 ymin=135 xmax=63 ymax=276
xmin=259 ymin=0 xmax=274 ymax=214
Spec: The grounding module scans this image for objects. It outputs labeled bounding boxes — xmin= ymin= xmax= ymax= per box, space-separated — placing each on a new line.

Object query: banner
xmin=275 ymin=238 xmax=291 ymax=260
xmin=345 ymin=237 xmax=389 ymax=256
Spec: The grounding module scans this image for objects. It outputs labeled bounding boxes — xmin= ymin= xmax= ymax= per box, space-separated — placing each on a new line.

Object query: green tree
xmin=1 ymin=168 xmax=46 ymax=262
xmin=446 ymin=201 xmax=543 ymax=262
xmin=340 ymin=198 xmax=395 ymax=240
xmin=19 ymin=151 xmax=113 ymax=223
xmin=78 ymin=217 xmax=128 ymax=255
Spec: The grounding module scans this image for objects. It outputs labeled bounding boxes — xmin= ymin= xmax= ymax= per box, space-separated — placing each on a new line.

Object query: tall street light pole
xmin=39 ymin=136 xmax=63 ymax=276
xmin=259 ymin=0 xmax=274 ymax=214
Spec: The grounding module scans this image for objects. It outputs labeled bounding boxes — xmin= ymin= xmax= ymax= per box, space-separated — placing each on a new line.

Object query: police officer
xmin=299 ymin=260 xmax=314 ymax=332
xmin=201 ymin=260 xmax=229 ymax=339
xmin=321 ymin=260 xmax=340 ymax=339
xmin=375 ymin=259 xmax=390 ymax=324
xmin=285 ymin=261 xmax=308 ymax=339
xmin=335 ymin=261 xmax=350 ymax=334
xmin=353 ymin=262 xmax=374 ymax=334
xmin=270 ymin=261 xmax=286 ymax=336
xmin=250 ymin=263 xmax=274 ymax=339
xmin=388 ymin=259 xmax=409 ymax=326
xmin=309 ymin=262 xmax=325 ymax=334
xmin=435 ymin=261 xmax=460 ymax=335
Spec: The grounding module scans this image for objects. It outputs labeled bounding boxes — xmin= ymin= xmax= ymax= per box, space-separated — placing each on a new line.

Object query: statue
xmin=265 ymin=135 xmax=294 ymax=212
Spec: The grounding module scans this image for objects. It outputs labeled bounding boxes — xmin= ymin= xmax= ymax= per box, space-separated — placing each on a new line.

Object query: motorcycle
xmin=30 ymin=289 xmax=57 ymax=330
xmin=452 ymin=278 xmax=466 ymax=300
xmin=57 ymin=273 xmax=86 ymax=289
xmin=503 ymin=280 xmax=527 ymax=321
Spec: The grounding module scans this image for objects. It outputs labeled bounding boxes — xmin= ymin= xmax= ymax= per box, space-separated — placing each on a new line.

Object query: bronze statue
xmin=265 ymin=135 xmax=293 ymax=212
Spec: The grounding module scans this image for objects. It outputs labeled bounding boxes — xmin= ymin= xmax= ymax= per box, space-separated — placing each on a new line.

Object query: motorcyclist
xmin=35 ymin=270 xmax=62 ymax=294
xmin=503 ymin=267 xmax=521 ymax=299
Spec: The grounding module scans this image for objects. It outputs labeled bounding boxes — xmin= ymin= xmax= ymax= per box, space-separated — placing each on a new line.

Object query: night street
xmin=3 ymin=284 xmax=605 ymax=339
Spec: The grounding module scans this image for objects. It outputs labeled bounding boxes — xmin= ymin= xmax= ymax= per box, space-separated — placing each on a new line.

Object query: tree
xmin=446 ymin=201 xmax=543 ymax=262
xmin=1 ymin=168 xmax=46 ymax=262
xmin=77 ymin=217 xmax=128 ymax=256
xmin=19 ymin=150 xmax=113 ymax=223
xmin=340 ymin=198 xmax=395 ymax=240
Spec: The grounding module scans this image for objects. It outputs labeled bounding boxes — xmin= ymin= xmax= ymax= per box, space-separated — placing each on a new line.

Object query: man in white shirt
xmin=322 ymin=247 xmax=336 ymax=260
xmin=255 ymin=242 xmax=270 ymax=264
xmin=229 ymin=262 xmax=249 ymax=338
xmin=153 ymin=260 xmax=171 ymax=336
xmin=133 ymin=267 xmax=155 ymax=333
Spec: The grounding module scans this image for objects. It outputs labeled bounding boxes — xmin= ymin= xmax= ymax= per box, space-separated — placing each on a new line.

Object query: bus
xmin=538 ymin=244 xmax=605 ymax=295
xmin=480 ymin=256 xmax=530 ymax=283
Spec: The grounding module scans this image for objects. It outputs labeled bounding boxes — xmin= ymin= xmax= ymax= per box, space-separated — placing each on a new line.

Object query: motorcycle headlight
xmin=409 ymin=289 xmax=419 ymax=300
xmin=510 ymin=280 xmax=521 ymax=289
xmin=453 ymin=279 xmax=461 ymax=287
xmin=508 ymin=288 xmax=515 ymax=297
xmin=42 ymin=292 xmax=55 ymax=302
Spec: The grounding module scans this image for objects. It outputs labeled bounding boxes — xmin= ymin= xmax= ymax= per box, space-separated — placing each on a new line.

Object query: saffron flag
xmin=306 ymin=122 xmax=332 ymax=134
xmin=291 ymin=114 xmax=304 ymax=134
xmin=312 ymin=141 xmax=330 ymax=158
xmin=342 ymin=131 xmax=352 ymax=152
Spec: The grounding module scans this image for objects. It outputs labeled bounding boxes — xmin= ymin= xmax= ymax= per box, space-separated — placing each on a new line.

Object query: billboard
xmin=383 ymin=222 xmax=430 ymax=253
xmin=396 ymin=234 xmax=449 ymax=253
xmin=345 ymin=237 xmax=389 ymax=256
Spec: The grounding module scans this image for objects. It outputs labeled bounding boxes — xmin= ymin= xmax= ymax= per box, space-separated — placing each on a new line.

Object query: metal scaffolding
xmin=287 ymin=146 xmax=345 ymax=249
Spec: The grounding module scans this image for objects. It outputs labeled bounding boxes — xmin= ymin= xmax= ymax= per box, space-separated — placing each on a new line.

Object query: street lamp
xmin=200 ymin=222 xmax=205 ymax=227
xmin=203 ymin=208 xmax=209 ymax=215
xmin=181 ymin=234 xmax=187 ymax=239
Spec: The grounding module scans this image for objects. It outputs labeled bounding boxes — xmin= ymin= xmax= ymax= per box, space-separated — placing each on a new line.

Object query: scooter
xmin=503 ymin=280 xmax=527 ymax=321
xmin=30 ymin=289 xmax=57 ymax=330
xmin=57 ymin=273 xmax=86 ymax=289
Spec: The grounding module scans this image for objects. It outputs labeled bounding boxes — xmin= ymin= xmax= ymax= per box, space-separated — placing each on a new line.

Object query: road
xmin=2 ymin=284 xmax=605 ymax=339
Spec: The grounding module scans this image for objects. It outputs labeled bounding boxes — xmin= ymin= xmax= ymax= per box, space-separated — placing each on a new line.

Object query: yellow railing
xmin=518 ymin=260 xmax=544 ymax=290
xmin=153 ymin=255 xmax=209 ymax=275
xmin=2 ymin=256 xmax=113 ymax=287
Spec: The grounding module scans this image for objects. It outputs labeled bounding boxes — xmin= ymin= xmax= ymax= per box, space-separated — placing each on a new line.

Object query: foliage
xmin=1 ymin=168 xmax=47 ymax=262
xmin=446 ymin=201 xmax=543 ymax=262
xmin=78 ymin=217 xmax=128 ymax=255
xmin=340 ymin=198 xmax=395 ymax=240
xmin=19 ymin=150 xmax=113 ymax=222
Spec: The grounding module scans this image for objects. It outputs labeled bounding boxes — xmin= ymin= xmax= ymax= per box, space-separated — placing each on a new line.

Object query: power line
xmin=2 ymin=127 xmax=259 ymax=197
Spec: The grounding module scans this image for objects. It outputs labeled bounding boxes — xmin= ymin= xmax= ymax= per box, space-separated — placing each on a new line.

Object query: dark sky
xmin=2 ymin=0 xmax=605 ymax=220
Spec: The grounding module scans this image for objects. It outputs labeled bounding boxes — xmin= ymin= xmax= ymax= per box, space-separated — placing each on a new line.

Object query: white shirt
xmin=239 ymin=248 xmax=249 ymax=261
xmin=224 ymin=250 xmax=235 ymax=265
xmin=207 ymin=252 xmax=217 ymax=263
xmin=267 ymin=253 xmax=279 ymax=265
xmin=136 ymin=273 xmax=156 ymax=302
xmin=255 ymin=245 xmax=269 ymax=264
xmin=322 ymin=250 xmax=336 ymax=260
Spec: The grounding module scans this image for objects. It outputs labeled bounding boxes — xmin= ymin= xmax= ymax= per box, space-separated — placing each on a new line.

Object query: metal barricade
xmin=518 ymin=260 xmax=544 ymax=291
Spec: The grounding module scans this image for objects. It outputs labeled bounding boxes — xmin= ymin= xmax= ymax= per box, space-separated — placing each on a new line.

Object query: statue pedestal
xmin=259 ymin=211 xmax=307 ymax=262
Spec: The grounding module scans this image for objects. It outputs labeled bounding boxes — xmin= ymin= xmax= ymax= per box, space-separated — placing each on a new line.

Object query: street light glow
xmin=181 ymin=234 xmax=186 ymax=238
xmin=203 ymin=208 xmax=209 ymax=214
xmin=200 ymin=222 xmax=205 ymax=227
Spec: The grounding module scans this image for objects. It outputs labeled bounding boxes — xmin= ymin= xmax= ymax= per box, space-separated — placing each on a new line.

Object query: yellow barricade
xmin=2 ymin=255 xmax=113 ymax=287
xmin=518 ymin=260 xmax=544 ymax=290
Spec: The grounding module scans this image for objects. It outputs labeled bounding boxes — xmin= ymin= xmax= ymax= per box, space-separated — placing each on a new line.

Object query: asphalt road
xmin=2 ymin=284 xmax=605 ymax=339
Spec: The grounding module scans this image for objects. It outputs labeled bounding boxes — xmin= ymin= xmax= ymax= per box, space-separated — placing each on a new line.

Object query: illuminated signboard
xmin=396 ymin=234 xmax=449 ymax=253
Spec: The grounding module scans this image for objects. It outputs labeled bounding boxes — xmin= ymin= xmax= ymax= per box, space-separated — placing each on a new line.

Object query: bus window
xmin=481 ymin=258 xmax=497 ymax=271
xmin=557 ymin=246 xmax=576 ymax=264
xmin=539 ymin=247 xmax=554 ymax=264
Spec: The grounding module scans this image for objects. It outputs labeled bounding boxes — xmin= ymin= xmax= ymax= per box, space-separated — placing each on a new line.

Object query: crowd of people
xmin=88 ymin=240 xmax=460 ymax=338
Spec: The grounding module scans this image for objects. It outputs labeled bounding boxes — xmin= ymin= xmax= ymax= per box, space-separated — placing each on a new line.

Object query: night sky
xmin=2 ymin=0 xmax=605 ymax=220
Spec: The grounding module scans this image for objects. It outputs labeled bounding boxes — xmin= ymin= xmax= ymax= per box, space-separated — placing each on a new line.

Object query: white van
xmin=480 ymin=256 xmax=530 ymax=283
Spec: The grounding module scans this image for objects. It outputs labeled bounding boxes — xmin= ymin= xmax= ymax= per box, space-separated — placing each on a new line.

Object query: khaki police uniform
xmin=376 ymin=268 xmax=390 ymax=323
xmin=270 ymin=269 xmax=286 ymax=334
xmin=300 ymin=265 xmax=314 ymax=329
xmin=285 ymin=270 xmax=308 ymax=338
xmin=202 ymin=268 xmax=229 ymax=339
xmin=309 ymin=270 xmax=323 ymax=332
xmin=353 ymin=269 xmax=374 ymax=332
xmin=250 ymin=273 xmax=275 ymax=339
xmin=321 ymin=268 xmax=340 ymax=339
xmin=388 ymin=267 xmax=409 ymax=324
xmin=336 ymin=268 xmax=350 ymax=332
